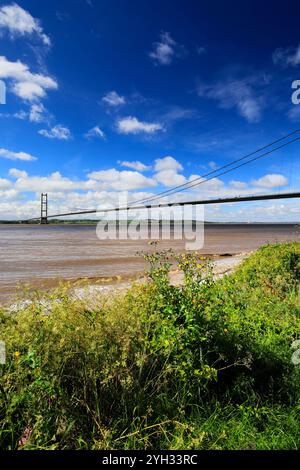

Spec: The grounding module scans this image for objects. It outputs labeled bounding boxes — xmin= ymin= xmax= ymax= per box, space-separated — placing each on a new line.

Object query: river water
xmin=0 ymin=223 xmax=299 ymax=302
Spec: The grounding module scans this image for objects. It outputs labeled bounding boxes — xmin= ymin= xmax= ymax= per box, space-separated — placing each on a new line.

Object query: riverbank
xmin=1 ymin=242 xmax=299 ymax=450
xmin=7 ymin=251 xmax=251 ymax=311
xmin=71 ymin=251 xmax=251 ymax=306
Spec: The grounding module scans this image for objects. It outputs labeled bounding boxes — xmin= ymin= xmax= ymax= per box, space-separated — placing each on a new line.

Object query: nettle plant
xmin=140 ymin=244 xmax=217 ymax=386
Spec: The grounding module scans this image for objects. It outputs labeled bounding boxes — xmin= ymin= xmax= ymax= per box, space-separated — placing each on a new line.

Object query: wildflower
xmin=224 ymin=328 xmax=228 ymax=333
xmin=14 ymin=351 xmax=21 ymax=358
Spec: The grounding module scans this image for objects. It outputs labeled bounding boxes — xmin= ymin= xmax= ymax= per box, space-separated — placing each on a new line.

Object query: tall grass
xmin=0 ymin=242 xmax=299 ymax=449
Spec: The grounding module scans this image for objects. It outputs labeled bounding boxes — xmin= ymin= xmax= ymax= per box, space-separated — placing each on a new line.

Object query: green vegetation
xmin=0 ymin=242 xmax=299 ymax=450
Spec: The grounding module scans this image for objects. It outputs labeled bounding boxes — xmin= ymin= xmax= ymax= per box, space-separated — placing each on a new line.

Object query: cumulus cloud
xmin=5 ymin=167 xmax=156 ymax=196
xmin=0 ymin=177 xmax=12 ymax=189
xmin=229 ymin=180 xmax=248 ymax=189
xmin=0 ymin=56 xmax=57 ymax=102
xmin=9 ymin=170 xmax=96 ymax=192
xmin=251 ymin=174 xmax=288 ymax=188
xmin=84 ymin=126 xmax=106 ymax=140
xmin=87 ymin=168 xmax=156 ymax=191
xmin=153 ymin=156 xmax=185 ymax=187
xmin=102 ymin=91 xmax=125 ymax=106
xmin=38 ymin=124 xmax=71 ymax=140
xmin=188 ymin=175 xmax=224 ymax=192
xmin=9 ymin=168 xmax=27 ymax=178
xmin=155 ymin=170 xmax=186 ymax=187
xmin=118 ymin=160 xmax=151 ymax=171
xmin=149 ymin=31 xmax=186 ymax=65
xmin=154 ymin=156 xmax=183 ymax=172
xmin=272 ymin=44 xmax=300 ymax=67
xmin=0 ymin=148 xmax=37 ymax=161
xmin=0 ymin=3 xmax=51 ymax=45
xmin=117 ymin=116 xmax=163 ymax=134
xmin=197 ymin=78 xmax=263 ymax=123
xmin=0 ymin=188 xmax=19 ymax=200
xmin=204 ymin=200 xmax=300 ymax=223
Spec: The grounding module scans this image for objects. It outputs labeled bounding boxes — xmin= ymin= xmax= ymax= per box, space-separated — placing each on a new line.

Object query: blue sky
xmin=0 ymin=0 xmax=300 ymax=221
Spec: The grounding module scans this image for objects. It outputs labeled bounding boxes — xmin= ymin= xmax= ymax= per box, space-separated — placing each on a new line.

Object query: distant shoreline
xmin=0 ymin=220 xmax=299 ymax=225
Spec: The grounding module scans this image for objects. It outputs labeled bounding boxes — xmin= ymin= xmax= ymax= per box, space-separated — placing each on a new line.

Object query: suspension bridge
xmin=16 ymin=127 xmax=300 ymax=224
xmin=20 ymin=190 xmax=300 ymax=224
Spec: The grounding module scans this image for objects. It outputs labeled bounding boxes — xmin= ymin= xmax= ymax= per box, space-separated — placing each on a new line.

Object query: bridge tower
xmin=40 ymin=193 xmax=48 ymax=224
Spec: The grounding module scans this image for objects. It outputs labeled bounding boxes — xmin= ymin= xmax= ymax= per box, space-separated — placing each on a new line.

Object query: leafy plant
xmin=0 ymin=241 xmax=299 ymax=449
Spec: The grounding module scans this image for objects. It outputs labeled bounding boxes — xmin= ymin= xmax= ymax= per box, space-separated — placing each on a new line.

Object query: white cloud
xmin=272 ymin=44 xmax=300 ymax=67
xmin=87 ymin=168 xmax=156 ymax=191
xmin=0 ymin=3 xmax=51 ymax=45
xmin=0 ymin=177 xmax=11 ymax=189
xmin=5 ymin=167 xmax=156 ymax=195
xmin=203 ymin=200 xmax=300 ymax=223
xmin=84 ymin=126 xmax=106 ymax=140
xmin=9 ymin=168 xmax=27 ymax=178
xmin=117 ymin=116 xmax=163 ymax=134
xmin=153 ymin=156 xmax=185 ymax=187
xmin=0 ymin=148 xmax=37 ymax=161
xmin=197 ymin=78 xmax=262 ymax=123
xmin=9 ymin=170 xmax=96 ymax=193
xmin=188 ymin=175 xmax=224 ymax=192
xmin=0 ymin=56 xmax=57 ymax=102
xmin=38 ymin=124 xmax=71 ymax=140
xmin=0 ymin=188 xmax=19 ymax=200
xmin=11 ymin=103 xmax=49 ymax=123
xmin=154 ymin=156 xmax=183 ymax=172
xmin=102 ymin=91 xmax=125 ymax=106
xmin=251 ymin=174 xmax=288 ymax=188
xmin=155 ymin=170 xmax=186 ymax=187
xmin=12 ymin=81 xmax=45 ymax=100
xmin=13 ymin=110 xmax=27 ymax=120
xmin=29 ymin=103 xmax=47 ymax=122
xmin=118 ymin=160 xmax=151 ymax=171
xmin=229 ymin=180 xmax=248 ymax=189
xmin=149 ymin=31 xmax=185 ymax=65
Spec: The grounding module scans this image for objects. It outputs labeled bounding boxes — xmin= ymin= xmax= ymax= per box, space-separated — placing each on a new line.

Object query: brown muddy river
xmin=0 ymin=223 xmax=299 ymax=302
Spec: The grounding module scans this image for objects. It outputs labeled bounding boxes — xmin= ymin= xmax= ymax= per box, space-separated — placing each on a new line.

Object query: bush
xmin=0 ymin=242 xmax=299 ymax=449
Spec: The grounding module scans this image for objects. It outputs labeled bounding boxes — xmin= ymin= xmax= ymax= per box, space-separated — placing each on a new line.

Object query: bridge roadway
xmin=23 ymin=191 xmax=300 ymax=222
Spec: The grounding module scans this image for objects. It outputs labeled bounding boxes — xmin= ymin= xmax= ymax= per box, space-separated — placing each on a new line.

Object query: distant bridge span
xmin=23 ymin=191 xmax=300 ymax=223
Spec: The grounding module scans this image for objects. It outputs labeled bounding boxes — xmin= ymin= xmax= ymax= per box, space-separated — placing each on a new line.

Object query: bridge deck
xmin=22 ymin=191 xmax=300 ymax=222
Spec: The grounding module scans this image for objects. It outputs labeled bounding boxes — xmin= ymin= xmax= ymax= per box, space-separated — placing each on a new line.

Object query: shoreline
xmin=6 ymin=251 xmax=252 ymax=311
xmin=73 ymin=251 xmax=251 ymax=302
